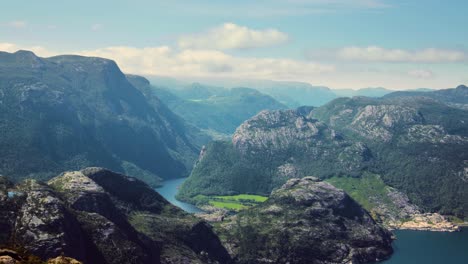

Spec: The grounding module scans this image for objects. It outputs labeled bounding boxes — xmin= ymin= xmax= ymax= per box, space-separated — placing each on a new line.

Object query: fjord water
xmin=158 ymin=178 xmax=468 ymax=263
xmin=155 ymin=177 xmax=203 ymax=213
xmin=383 ymin=228 xmax=468 ymax=263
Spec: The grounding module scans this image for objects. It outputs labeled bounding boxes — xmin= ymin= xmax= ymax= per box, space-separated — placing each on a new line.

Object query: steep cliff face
xmin=179 ymin=107 xmax=373 ymax=200
xmin=0 ymin=168 xmax=231 ymax=264
xmin=0 ymin=51 xmax=200 ymax=185
xmin=180 ymin=93 xmax=468 ymax=219
xmin=219 ymin=177 xmax=393 ymax=264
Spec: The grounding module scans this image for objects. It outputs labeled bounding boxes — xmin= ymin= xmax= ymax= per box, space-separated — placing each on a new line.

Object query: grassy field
xmin=325 ymin=173 xmax=391 ymax=212
xmin=195 ymin=194 xmax=268 ymax=211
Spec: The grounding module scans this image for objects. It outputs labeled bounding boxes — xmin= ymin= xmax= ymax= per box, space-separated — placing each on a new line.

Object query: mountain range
xmin=127 ymin=78 xmax=287 ymax=136
xmin=179 ymin=87 xmax=468 ymax=220
xmin=1 ymin=49 xmax=467 ymax=263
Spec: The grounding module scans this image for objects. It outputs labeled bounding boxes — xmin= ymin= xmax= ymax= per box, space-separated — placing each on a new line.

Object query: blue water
xmin=7 ymin=191 xmax=22 ymax=198
xmin=383 ymin=227 xmax=468 ymax=263
xmin=156 ymin=178 xmax=468 ymax=263
xmin=155 ymin=177 xmax=203 ymax=213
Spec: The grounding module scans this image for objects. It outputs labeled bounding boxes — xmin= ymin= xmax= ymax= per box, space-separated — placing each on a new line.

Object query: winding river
xmin=155 ymin=177 xmax=203 ymax=213
xmin=156 ymin=177 xmax=468 ymax=263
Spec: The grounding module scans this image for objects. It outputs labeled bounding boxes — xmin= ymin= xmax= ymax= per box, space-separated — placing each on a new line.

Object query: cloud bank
xmin=178 ymin=23 xmax=289 ymax=50
xmin=5 ymin=20 xmax=27 ymax=29
xmin=1 ymin=42 xmax=466 ymax=89
xmin=79 ymin=46 xmax=334 ymax=79
xmin=407 ymin=69 xmax=435 ymax=79
xmin=309 ymin=46 xmax=468 ymax=63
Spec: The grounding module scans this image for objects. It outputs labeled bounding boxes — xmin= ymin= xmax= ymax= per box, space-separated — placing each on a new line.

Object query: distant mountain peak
xmin=0 ymin=49 xmax=45 ymax=68
xmin=14 ymin=49 xmax=38 ymax=57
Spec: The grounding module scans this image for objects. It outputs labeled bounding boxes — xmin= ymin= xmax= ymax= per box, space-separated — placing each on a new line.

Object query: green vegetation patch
xmin=195 ymin=194 xmax=268 ymax=212
xmin=325 ymin=173 xmax=391 ymax=213
xmin=215 ymin=194 xmax=268 ymax=202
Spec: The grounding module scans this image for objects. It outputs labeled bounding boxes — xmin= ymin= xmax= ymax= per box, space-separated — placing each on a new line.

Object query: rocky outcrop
xmin=0 ymin=249 xmax=22 ymax=264
xmin=397 ymin=213 xmax=460 ymax=232
xmin=47 ymin=256 xmax=83 ymax=264
xmin=350 ymin=105 xmax=423 ymax=142
xmin=13 ymin=180 xmax=88 ymax=261
xmin=357 ymin=183 xmax=459 ymax=232
xmin=0 ymin=168 xmax=231 ymax=264
xmin=232 ymin=109 xmax=329 ymax=154
xmin=0 ymin=249 xmax=82 ymax=264
xmin=219 ymin=177 xmax=393 ymax=264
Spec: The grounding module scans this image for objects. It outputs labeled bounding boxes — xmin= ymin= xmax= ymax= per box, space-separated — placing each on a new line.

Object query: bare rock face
xmin=13 ymin=180 xmax=88 ymax=260
xmin=221 ymin=177 xmax=393 ymax=264
xmin=0 ymin=249 xmax=22 ymax=264
xmin=0 ymin=256 xmax=16 ymax=264
xmin=0 ymin=168 xmax=231 ymax=264
xmin=232 ymin=110 xmax=328 ymax=154
xmin=47 ymin=256 xmax=83 ymax=264
xmin=350 ymin=105 xmax=423 ymax=142
xmin=397 ymin=213 xmax=460 ymax=232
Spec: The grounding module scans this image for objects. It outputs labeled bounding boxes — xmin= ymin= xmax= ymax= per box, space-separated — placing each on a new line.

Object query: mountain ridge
xmin=0 ymin=51 xmax=202 ymax=185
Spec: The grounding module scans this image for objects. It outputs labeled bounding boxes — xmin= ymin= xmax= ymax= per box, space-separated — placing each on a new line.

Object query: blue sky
xmin=1 ymin=0 xmax=467 ymax=89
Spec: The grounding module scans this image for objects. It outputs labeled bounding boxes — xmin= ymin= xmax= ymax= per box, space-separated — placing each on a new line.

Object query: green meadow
xmin=195 ymin=194 xmax=268 ymax=211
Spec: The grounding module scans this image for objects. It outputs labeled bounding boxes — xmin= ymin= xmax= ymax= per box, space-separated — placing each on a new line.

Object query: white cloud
xmin=407 ymin=69 xmax=435 ymax=79
xmin=2 ymin=42 xmax=466 ymax=90
xmin=77 ymin=46 xmax=334 ymax=80
xmin=178 ymin=23 xmax=289 ymax=50
xmin=285 ymin=0 xmax=389 ymax=8
xmin=91 ymin=24 xmax=103 ymax=31
xmin=0 ymin=43 xmax=333 ymax=80
xmin=0 ymin=43 xmax=59 ymax=57
xmin=325 ymin=46 xmax=468 ymax=63
xmin=0 ymin=43 xmax=17 ymax=52
xmin=6 ymin=20 xmax=27 ymax=29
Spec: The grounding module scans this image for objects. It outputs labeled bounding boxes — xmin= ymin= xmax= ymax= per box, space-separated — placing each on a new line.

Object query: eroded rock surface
xmin=219 ymin=177 xmax=393 ymax=264
xmin=0 ymin=168 xmax=231 ymax=264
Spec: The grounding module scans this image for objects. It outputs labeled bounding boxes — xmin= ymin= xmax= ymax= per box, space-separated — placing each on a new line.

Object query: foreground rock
xmin=218 ymin=177 xmax=393 ymax=264
xmin=47 ymin=256 xmax=83 ymax=264
xmin=0 ymin=168 xmax=231 ymax=264
xmin=195 ymin=206 xmax=230 ymax=222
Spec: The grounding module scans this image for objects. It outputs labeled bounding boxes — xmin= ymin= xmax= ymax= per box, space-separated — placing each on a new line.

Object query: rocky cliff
xmin=218 ymin=177 xmax=393 ymax=264
xmin=0 ymin=168 xmax=231 ymax=264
